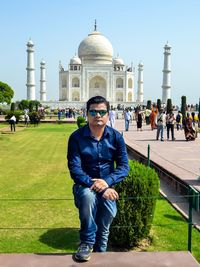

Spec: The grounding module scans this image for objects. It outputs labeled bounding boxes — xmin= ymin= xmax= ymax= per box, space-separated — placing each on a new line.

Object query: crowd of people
xmin=106 ymin=106 xmax=199 ymax=142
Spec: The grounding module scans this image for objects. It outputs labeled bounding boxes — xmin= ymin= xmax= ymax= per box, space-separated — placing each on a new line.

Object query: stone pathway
xmin=0 ymin=252 xmax=199 ymax=267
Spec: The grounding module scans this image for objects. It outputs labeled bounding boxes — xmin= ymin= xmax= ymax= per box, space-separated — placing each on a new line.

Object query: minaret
xmin=26 ymin=39 xmax=36 ymax=100
xmin=40 ymin=60 xmax=46 ymax=101
xmin=137 ymin=62 xmax=144 ymax=103
xmin=162 ymin=42 xmax=171 ymax=104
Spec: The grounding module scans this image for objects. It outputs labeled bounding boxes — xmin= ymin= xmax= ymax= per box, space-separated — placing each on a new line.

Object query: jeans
xmin=156 ymin=124 xmax=164 ymax=140
xmin=73 ymin=184 xmax=117 ymax=252
xmin=166 ymin=124 xmax=175 ymax=140
xmin=125 ymin=119 xmax=130 ymax=131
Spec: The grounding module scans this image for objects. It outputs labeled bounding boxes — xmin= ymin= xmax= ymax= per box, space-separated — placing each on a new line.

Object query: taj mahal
xmin=26 ymin=22 xmax=172 ymax=109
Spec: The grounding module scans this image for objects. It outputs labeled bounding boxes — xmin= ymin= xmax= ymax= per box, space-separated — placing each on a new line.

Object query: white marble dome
xmin=113 ymin=57 xmax=124 ymax=65
xmin=78 ymin=31 xmax=113 ymax=64
xmin=70 ymin=55 xmax=82 ymax=65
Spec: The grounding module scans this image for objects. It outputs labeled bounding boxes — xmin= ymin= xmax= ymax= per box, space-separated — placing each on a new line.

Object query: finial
xmin=94 ymin=19 xmax=97 ymax=31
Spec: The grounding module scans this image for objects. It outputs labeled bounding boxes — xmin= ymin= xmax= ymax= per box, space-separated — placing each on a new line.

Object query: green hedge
xmin=5 ymin=110 xmax=24 ymax=123
xmin=77 ymin=116 xmax=87 ymax=128
xmin=110 ymin=160 xmax=160 ymax=249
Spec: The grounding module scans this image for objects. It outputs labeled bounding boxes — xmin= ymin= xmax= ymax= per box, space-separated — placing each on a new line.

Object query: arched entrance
xmin=89 ymin=76 xmax=106 ymax=98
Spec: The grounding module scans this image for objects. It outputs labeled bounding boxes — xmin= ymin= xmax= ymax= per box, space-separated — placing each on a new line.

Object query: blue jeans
xmin=73 ymin=184 xmax=117 ymax=252
xmin=125 ymin=119 xmax=130 ymax=131
xmin=156 ymin=124 xmax=164 ymax=140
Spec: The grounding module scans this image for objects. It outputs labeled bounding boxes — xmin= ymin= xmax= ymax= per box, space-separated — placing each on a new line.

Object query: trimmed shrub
xmin=5 ymin=110 xmax=24 ymax=123
xmin=166 ymin=98 xmax=172 ymax=114
xmin=156 ymin=99 xmax=161 ymax=112
xmin=77 ymin=116 xmax=87 ymax=128
xmin=181 ymin=96 xmax=187 ymax=119
xmin=110 ymin=160 xmax=160 ymax=249
xmin=29 ymin=111 xmax=40 ymax=125
xmin=146 ymin=100 xmax=151 ymax=110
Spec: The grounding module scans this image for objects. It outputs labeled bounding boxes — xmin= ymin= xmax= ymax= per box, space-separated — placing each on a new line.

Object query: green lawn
xmin=0 ymin=123 xmax=8 ymax=129
xmin=0 ymin=123 xmax=200 ymax=262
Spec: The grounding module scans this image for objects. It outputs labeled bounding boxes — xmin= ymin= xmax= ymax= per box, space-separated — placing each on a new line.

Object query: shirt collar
xmin=83 ymin=124 xmax=110 ymax=138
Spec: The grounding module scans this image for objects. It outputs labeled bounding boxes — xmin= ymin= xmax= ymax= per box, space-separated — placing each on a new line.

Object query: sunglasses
xmin=88 ymin=109 xmax=108 ymax=117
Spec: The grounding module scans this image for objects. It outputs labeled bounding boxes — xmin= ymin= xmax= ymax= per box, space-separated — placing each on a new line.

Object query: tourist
xmin=67 ymin=95 xmax=129 ymax=262
xmin=136 ymin=107 xmax=143 ymax=131
xmin=176 ymin=111 xmax=182 ymax=130
xmin=156 ymin=108 xmax=165 ymax=141
xmin=58 ymin=110 xmax=62 ymax=120
xmin=124 ymin=108 xmax=132 ymax=131
xmin=166 ymin=109 xmax=176 ymax=141
xmin=150 ymin=106 xmax=158 ymax=130
xmin=24 ymin=113 xmax=30 ymax=126
xmin=9 ymin=115 xmax=16 ymax=132
xmin=183 ymin=112 xmax=196 ymax=141
xmin=109 ymin=108 xmax=116 ymax=128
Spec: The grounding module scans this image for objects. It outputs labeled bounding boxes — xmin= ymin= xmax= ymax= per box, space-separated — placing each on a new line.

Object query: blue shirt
xmin=67 ymin=124 xmax=129 ymax=188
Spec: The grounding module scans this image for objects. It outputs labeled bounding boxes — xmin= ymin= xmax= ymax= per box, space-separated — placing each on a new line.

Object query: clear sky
xmin=1 ymin=0 xmax=200 ymax=106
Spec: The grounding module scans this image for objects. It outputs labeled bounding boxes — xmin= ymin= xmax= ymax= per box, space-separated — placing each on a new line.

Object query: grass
xmin=0 ymin=123 xmax=8 ymax=129
xmin=0 ymin=123 xmax=200 ymax=262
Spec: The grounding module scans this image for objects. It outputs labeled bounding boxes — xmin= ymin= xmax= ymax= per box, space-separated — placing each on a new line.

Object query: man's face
xmin=87 ymin=103 xmax=109 ymax=127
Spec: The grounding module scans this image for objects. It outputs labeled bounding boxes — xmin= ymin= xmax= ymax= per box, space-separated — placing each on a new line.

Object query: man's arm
xmin=67 ymin=134 xmax=93 ymax=187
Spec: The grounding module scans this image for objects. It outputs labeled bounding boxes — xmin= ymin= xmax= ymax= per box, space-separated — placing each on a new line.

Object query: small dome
xmin=41 ymin=60 xmax=46 ymax=65
xmin=113 ymin=57 xmax=124 ymax=65
xmin=27 ymin=39 xmax=34 ymax=46
xmin=78 ymin=31 xmax=113 ymax=64
xmin=70 ymin=55 xmax=82 ymax=65
xmin=164 ymin=42 xmax=171 ymax=49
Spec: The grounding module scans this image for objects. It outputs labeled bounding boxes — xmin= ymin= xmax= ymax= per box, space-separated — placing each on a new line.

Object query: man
xmin=67 ymin=96 xmax=129 ymax=261
xmin=166 ymin=109 xmax=176 ymax=141
xmin=9 ymin=115 xmax=16 ymax=132
xmin=156 ymin=108 xmax=165 ymax=141
xmin=109 ymin=107 xmax=116 ymax=128
xmin=124 ymin=108 xmax=131 ymax=131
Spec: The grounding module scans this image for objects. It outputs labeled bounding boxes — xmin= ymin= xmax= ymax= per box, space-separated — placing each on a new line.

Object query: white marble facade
xmin=59 ymin=28 xmax=134 ymax=107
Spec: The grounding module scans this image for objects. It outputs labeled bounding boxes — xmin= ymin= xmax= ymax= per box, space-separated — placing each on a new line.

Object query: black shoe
xmin=74 ymin=243 xmax=93 ymax=262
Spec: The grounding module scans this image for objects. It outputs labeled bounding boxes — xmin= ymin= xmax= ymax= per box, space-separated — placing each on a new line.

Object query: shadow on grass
xmin=39 ymin=227 xmax=79 ymax=251
xmin=164 ymin=214 xmax=185 ymax=222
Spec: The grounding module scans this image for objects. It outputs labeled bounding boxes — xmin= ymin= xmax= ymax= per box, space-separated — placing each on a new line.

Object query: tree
xmin=156 ymin=99 xmax=161 ymax=112
xmin=31 ymin=100 xmax=40 ymax=111
xmin=18 ymin=99 xmax=29 ymax=110
xmin=0 ymin=81 xmax=14 ymax=104
xmin=29 ymin=101 xmax=33 ymax=112
xmin=166 ymin=98 xmax=172 ymax=114
xmin=146 ymin=100 xmax=151 ymax=110
xmin=181 ymin=96 xmax=187 ymax=119
xmin=10 ymin=102 xmax=15 ymax=111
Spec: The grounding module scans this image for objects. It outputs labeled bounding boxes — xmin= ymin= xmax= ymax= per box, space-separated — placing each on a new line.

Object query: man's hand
xmin=90 ymin=178 xmax=108 ymax=192
xmin=102 ymin=188 xmax=119 ymax=200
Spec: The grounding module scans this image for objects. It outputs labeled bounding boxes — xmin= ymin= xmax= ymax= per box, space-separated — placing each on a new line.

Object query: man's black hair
xmin=86 ymin=96 xmax=110 ymax=112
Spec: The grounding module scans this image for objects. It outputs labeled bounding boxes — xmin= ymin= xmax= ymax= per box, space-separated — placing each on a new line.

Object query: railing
xmin=0 ymin=193 xmax=199 ymax=253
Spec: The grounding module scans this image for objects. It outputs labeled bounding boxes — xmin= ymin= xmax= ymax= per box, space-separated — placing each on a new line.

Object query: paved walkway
xmin=114 ymin=120 xmax=200 ymax=189
xmin=0 ymin=252 xmax=199 ymax=267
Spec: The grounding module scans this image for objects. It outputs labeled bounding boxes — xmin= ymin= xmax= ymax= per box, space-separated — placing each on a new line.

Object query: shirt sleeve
xmin=67 ymin=134 xmax=93 ymax=187
xmin=104 ymin=133 xmax=130 ymax=186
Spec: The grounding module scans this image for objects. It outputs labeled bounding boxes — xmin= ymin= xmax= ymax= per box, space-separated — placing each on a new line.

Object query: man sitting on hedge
xmin=67 ymin=95 xmax=129 ymax=262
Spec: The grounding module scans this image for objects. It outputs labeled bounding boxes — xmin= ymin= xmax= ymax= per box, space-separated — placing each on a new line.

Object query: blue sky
xmin=1 ymin=0 xmax=200 ymax=105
